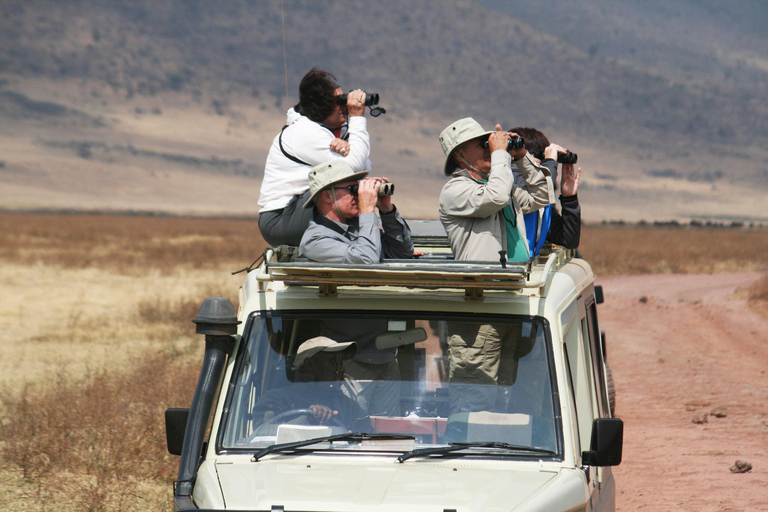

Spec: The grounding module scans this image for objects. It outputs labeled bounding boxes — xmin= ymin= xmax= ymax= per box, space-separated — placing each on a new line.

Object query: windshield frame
xmin=215 ymin=309 xmax=563 ymax=460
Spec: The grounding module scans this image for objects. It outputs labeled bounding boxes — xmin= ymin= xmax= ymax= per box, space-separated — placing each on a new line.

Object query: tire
xmin=606 ymin=362 xmax=616 ymax=417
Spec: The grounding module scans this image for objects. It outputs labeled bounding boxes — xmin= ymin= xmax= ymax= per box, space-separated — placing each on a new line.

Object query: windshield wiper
xmin=396 ymin=442 xmax=556 ymax=463
xmin=251 ymin=432 xmax=415 ymax=462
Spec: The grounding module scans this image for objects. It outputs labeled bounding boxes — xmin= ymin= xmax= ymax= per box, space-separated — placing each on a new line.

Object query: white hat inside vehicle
xmin=439 ymin=117 xmax=493 ymax=176
xmin=303 ymin=160 xmax=369 ymax=209
xmin=292 ymin=336 xmax=357 ymax=369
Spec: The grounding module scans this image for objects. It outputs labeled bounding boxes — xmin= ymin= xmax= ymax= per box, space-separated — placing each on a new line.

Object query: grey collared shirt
xmin=299 ymin=208 xmax=414 ymax=264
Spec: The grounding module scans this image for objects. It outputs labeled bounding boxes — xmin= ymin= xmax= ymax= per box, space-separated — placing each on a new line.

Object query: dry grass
xmin=580 ymin=224 xmax=768 ymax=276
xmin=3 ymin=213 xmax=766 ymax=277
xmin=0 ymin=213 xmax=766 ymax=510
xmin=0 ymin=352 xmax=198 ymax=511
xmin=0 ymin=213 xmax=266 ymax=510
xmin=0 ymin=213 xmax=267 ymax=275
xmin=746 ymin=274 xmax=768 ymax=318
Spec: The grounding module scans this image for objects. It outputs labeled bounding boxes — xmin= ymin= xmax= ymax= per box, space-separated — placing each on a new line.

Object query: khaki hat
xmin=302 ymin=160 xmax=369 ymax=209
xmin=438 ymin=117 xmax=493 ymax=176
xmin=292 ymin=336 xmax=357 ymax=370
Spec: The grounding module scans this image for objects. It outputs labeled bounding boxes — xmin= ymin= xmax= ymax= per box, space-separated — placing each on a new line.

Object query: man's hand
xmin=373 ymin=177 xmax=394 ymax=213
xmin=309 ymin=404 xmax=338 ymax=424
xmin=561 ymin=164 xmax=581 ymax=197
xmin=357 ymin=178 xmax=380 ymax=214
xmin=330 ymin=138 xmax=350 ymax=156
xmin=487 ymin=124 xmax=508 ymax=153
xmin=492 ymin=124 xmax=526 ymax=160
xmin=544 ymin=143 xmax=567 ymax=162
xmin=346 ymin=89 xmax=366 ymax=117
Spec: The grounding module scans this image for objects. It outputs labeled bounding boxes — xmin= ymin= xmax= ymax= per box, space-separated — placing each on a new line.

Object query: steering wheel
xmin=264 ymin=408 xmax=346 ymax=428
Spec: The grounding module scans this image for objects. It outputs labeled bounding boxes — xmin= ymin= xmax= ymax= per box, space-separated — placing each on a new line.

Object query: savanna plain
xmin=0 ymin=213 xmax=767 ymax=511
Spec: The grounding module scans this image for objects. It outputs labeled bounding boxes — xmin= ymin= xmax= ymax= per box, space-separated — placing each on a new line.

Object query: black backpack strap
xmin=313 ymin=210 xmax=349 ymax=237
xmin=278 ymin=125 xmax=311 ymax=166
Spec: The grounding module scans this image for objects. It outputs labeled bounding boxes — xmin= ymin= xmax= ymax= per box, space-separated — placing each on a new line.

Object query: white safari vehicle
xmin=166 ymin=222 xmax=622 ymax=511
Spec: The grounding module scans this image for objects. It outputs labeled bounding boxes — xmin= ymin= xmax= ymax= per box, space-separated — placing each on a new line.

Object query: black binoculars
xmin=557 ymin=150 xmax=578 ymax=164
xmin=337 ymin=92 xmax=380 ymax=107
xmin=480 ymin=136 xmax=525 ymax=151
xmin=344 ymin=182 xmax=394 ymax=197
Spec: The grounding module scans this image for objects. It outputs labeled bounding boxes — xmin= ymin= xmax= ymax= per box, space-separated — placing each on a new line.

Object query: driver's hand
xmin=309 ymin=404 xmax=338 ymax=424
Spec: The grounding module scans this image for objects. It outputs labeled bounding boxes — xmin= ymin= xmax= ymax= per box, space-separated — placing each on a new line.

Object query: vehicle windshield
xmin=220 ymin=311 xmax=560 ymax=457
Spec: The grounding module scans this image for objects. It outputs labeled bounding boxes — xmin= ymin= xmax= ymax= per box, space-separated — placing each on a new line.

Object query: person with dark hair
xmin=258 ymin=68 xmax=371 ymax=247
xmin=510 ymin=127 xmax=582 ymax=255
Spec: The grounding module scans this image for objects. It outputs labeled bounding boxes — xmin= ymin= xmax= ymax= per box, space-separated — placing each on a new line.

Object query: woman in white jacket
xmin=258 ymin=68 xmax=370 ymax=246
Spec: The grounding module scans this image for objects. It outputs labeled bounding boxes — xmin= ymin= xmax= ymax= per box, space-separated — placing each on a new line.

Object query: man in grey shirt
xmin=299 ymin=159 xmax=414 ymax=416
xmin=299 ymin=159 xmax=413 ymax=263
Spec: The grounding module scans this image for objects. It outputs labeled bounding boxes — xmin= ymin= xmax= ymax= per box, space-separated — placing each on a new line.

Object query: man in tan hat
xmin=252 ymin=337 xmax=371 ymax=430
xmin=438 ymin=118 xmax=552 ymax=415
xmin=438 ymin=117 xmax=554 ymax=262
xmin=299 ymin=159 xmax=414 ymax=264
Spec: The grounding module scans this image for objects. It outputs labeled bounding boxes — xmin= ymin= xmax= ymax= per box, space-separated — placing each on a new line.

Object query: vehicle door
xmin=561 ymin=291 xmax=612 ymax=511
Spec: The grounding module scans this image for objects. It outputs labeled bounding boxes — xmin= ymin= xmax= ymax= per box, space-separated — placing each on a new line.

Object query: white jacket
xmin=258 ymin=108 xmax=371 ymax=212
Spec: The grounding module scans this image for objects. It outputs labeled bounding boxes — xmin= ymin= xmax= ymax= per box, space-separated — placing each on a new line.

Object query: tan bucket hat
xmin=292 ymin=336 xmax=357 ymax=370
xmin=303 ymin=160 xmax=369 ymax=209
xmin=438 ymin=117 xmax=493 ymax=176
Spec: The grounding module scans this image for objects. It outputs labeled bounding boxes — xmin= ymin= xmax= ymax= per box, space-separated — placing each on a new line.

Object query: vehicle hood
xmin=215 ymin=457 xmax=587 ymax=511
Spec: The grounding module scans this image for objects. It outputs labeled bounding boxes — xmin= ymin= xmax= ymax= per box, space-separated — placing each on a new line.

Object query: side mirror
xmin=594 ymin=285 xmax=604 ymax=305
xmin=582 ymin=418 xmax=623 ymax=466
xmin=165 ymin=408 xmax=190 ymax=456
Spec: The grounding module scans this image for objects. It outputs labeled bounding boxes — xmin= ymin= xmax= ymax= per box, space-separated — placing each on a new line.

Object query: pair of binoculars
xmin=345 ymin=182 xmax=395 ymax=196
xmin=337 ymin=92 xmax=380 ymax=107
xmin=480 ymin=136 xmax=525 ymax=151
xmin=378 ymin=182 xmax=395 ymax=196
xmin=557 ymin=150 xmax=578 ymax=164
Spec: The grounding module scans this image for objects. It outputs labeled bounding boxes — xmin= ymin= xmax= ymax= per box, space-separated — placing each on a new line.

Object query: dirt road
xmin=598 ymin=272 xmax=768 ymax=511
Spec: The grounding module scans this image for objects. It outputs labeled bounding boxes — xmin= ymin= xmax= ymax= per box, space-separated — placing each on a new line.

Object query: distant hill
xmin=1 ymin=0 xmax=767 ymax=222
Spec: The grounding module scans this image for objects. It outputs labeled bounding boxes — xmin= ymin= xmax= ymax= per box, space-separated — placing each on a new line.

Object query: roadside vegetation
xmin=0 ymin=213 xmax=766 ymax=510
xmin=580 ymin=223 xmax=768 ymax=275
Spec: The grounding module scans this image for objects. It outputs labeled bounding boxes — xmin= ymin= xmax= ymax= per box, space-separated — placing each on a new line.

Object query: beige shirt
xmin=439 ymin=150 xmax=553 ymax=261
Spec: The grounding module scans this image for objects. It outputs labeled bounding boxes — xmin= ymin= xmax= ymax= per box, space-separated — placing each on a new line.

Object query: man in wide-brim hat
xmin=299 ymin=159 xmax=414 ymax=264
xmin=437 ymin=117 xmax=554 ymax=262
xmin=437 ymin=117 xmax=554 ymax=415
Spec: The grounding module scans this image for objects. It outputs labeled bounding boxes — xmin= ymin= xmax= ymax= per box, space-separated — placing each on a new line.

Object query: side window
xmin=563 ymin=318 xmax=594 ymax=454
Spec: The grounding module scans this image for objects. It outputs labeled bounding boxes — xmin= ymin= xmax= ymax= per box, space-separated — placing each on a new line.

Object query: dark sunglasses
xmin=314 ymin=352 xmax=346 ymax=368
xmin=332 ymin=184 xmax=359 ymax=195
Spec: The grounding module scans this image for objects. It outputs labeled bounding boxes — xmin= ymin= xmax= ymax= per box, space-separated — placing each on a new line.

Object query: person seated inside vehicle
xmin=319 ymin=318 xmax=400 ymax=418
xmin=446 ymin=322 xmax=536 ymax=416
xmin=251 ymin=336 xmax=371 ymax=432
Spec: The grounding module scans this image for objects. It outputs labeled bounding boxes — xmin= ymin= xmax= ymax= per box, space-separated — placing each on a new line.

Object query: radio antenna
xmin=280 ymin=0 xmax=290 ymax=110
